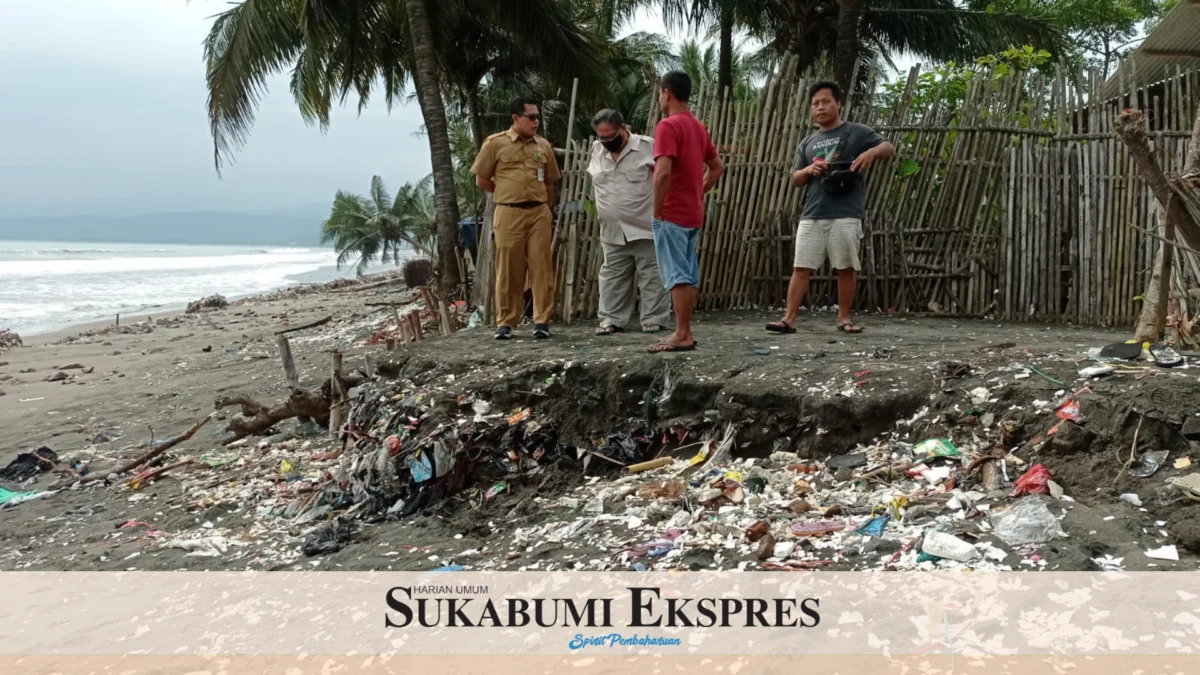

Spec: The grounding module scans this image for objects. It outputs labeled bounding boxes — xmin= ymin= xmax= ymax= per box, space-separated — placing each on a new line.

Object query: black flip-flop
xmin=648 ymin=341 xmax=696 ymax=353
xmin=766 ymin=321 xmax=796 ymax=334
xmin=596 ymin=324 xmax=625 ymax=336
xmin=1099 ymin=341 xmax=1141 ymax=360
xmin=837 ymin=322 xmax=864 ymax=334
xmin=1150 ymin=342 xmax=1184 ymax=367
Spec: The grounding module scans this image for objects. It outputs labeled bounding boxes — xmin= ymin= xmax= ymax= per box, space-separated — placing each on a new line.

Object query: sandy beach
xmin=6 ymin=273 xmax=1200 ymax=575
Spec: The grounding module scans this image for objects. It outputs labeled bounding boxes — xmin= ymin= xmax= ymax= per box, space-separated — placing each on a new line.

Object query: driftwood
xmin=129 ymin=459 xmax=199 ymax=487
xmin=80 ymin=414 xmax=214 ymax=483
xmin=275 ymin=315 xmax=332 ymax=335
xmin=214 ymin=375 xmax=363 ymax=446
xmin=333 ymin=276 xmax=405 ymax=293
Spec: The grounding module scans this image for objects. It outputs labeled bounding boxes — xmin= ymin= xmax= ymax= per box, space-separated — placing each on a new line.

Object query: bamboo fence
xmin=489 ymin=60 xmax=1200 ymax=326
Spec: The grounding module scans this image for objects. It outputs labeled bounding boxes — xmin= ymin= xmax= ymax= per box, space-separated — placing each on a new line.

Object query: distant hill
xmin=0 ymin=211 xmax=323 ymax=246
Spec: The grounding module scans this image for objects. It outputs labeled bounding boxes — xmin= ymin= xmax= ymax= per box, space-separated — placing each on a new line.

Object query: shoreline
xmin=18 ymin=267 xmax=405 ymax=344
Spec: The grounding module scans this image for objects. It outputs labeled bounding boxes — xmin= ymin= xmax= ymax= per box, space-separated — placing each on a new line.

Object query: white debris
xmin=1145 ymin=545 xmax=1180 ymax=561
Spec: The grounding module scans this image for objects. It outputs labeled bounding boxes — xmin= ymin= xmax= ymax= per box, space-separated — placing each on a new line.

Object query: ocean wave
xmin=0 ymin=247 xmax=180 ymax=257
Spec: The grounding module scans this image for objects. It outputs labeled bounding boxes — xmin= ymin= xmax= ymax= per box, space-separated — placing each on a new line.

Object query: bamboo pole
xmin=561 ymin=78 xmax=580 ymax=324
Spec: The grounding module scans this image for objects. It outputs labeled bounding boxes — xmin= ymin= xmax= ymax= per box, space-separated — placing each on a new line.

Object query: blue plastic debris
xmin=858 ymin=515 xmax=889 ymax=537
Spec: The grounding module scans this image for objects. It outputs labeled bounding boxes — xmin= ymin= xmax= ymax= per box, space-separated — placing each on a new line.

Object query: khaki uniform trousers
xmin=494 ymin=203 xmax=554 ymax=327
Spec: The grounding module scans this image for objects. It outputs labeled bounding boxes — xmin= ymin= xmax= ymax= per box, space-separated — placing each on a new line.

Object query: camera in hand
xmin=822 ymin=160 xmax=859 ymax=196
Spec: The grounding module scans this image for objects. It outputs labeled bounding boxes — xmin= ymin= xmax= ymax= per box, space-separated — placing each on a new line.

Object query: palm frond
xmin=369 ymin=175 xmax=392 ymax=213
xmin=203 ymin=0 xmax=305 ymax=173
xmin=864 ymin=0 xmax=1068 ymax=64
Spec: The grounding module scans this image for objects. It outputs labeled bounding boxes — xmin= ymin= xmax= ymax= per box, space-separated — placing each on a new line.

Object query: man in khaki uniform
xmin=471 ymin=97 xmax=561 ymax=340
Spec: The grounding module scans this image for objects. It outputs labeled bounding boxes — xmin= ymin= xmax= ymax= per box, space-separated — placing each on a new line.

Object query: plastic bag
xmin=990 ymin=498 xmax=1065 ymax=546
xmin=921 ymin=530 xmax=978 ymax=562
xmin=1010 ymin=463 xmax=1052 ymax=497
xmin=1128 ymin=450 xmax=1168 ymax=478
xmin=857 ymin=515 xmax=889 ymax=537
xmin=407 ymin=451 xmax=433 ymax=483
xmin=913 ymin=439 xmax=960 ymax=461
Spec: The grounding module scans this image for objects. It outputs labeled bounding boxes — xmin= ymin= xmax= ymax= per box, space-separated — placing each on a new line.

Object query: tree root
xmin=214 ymin=376 xmax=363 ymax=446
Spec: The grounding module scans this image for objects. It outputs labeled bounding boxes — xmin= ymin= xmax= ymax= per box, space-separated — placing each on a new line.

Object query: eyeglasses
xmin=518 ymin=113 xmax=541 ymax=122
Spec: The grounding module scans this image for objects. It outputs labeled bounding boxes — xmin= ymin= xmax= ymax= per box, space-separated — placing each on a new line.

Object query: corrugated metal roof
xmin=1101 ymin=0 xmax=1200 ymax=100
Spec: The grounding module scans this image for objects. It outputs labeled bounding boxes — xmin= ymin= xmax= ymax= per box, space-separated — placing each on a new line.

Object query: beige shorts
xmin=793 ymin=217 xmax=862 ymax=271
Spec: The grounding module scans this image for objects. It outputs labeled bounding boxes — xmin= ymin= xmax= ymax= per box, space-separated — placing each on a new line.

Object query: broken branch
xmin=274 ymin=315 xmax=332 ymax=335
xmin=80 ymin=414 xmax=214 ymax=483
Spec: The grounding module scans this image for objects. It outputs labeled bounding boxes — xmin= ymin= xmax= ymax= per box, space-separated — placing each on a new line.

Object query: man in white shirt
xmin=587 ymin=108 xmax=670 ymax=335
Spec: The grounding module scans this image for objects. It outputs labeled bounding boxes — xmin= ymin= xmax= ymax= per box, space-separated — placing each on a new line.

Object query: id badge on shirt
xmin=537 ymin=167 xmax=545 ymax=183
xmin=536 ymin=151 xmax=545 ymax=182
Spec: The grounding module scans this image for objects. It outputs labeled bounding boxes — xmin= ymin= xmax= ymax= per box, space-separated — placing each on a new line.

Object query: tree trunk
xmin=1135 ymin=202 xmax=1176 ymax=343
xmin=1186 ymin=113 xmax=1200 ymax=175
xmin=834 ymin=0 xmax=863 ymax=94
xmin=467 ymin=84 xmax=485 ymax=150
xmin=404 ymin=0 xmax=462 ymax=299
xmin=717 ymin=3 xmax=734 ymax=98
xmin=1114 ymin=109 xmax=1200 ymax=250
xmin=1114 ymin=107 xmax=1199 ymax=342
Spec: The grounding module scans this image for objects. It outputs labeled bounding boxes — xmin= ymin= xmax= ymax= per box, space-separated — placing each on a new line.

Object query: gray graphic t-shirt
xmin=791 ymin=121 xmax=885 ymax=220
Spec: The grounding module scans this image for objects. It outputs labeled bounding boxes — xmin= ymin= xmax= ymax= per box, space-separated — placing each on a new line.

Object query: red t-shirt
xmin=653 ymin=111 xmax=717 ymax=228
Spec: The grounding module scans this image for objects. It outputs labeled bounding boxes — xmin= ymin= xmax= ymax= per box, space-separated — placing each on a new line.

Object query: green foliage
xmin=977 ymin=45 xmax=1053 ymax=79
xmin=320 ymin=175 xmax=438 ymax=276
xmin=969 ymin=0 xmax=1174 ymax=75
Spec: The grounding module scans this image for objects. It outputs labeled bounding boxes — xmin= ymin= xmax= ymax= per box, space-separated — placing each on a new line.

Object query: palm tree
xmin=662 ymin=0 xmax=771 ymax=97
xmin=202 ymin=0 xmax=609 ymax=300
xmin=402 ymin=0 xmax=460 ymax=296
xmin=666 ymin=0 xmax=1063 ymax=93
xmin=320 ymin=175 xmax=437 ymax=275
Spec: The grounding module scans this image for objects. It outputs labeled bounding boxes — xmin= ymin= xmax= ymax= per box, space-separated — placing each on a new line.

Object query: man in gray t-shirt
xmin=766 ymin=80 xmax=894 ymax=335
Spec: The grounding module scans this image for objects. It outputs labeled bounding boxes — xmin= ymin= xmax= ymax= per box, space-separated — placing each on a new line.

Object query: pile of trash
xmin=0 ymin=329 xmax=21 ymax=351
xmin=186 ymin=294 xmax=229 ymax=314
xmin=8 ymin=323 xmax=1200 ymax=573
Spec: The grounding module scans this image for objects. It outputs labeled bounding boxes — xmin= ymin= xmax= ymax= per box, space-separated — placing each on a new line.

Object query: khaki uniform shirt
xmin=471 ymin=129 xmax=560 ymax=204
xmin=587 ymin=133 xmax=655 ymax=245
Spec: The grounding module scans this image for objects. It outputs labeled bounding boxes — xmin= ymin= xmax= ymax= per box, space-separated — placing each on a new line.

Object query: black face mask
xmin=600 ymin=134 xmax=625 ymax=153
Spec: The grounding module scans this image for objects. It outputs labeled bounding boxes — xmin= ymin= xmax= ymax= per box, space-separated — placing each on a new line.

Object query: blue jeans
xmin=651 ymin=218 xmax=700 ymax=289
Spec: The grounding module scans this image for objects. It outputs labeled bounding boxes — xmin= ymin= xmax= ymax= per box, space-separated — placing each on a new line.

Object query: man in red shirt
xmin=650 ymin=71 xmax=725 ymax=353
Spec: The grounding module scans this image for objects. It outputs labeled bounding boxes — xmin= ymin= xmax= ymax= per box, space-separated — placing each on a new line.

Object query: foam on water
xmin=0 ymin=241 xmax=357 ymax=335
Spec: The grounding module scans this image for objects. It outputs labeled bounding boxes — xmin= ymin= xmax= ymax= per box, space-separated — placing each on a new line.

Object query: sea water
xmin=0 ymin=241 xmax=387 ymax=335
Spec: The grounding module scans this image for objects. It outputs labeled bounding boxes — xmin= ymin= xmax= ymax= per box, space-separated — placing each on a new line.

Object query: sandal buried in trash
xmin=765 ymin=321 xmax=796 ymax=334
xmin=1150 ymin=342 xmax=1184 ymax=367
xmin=596 ymin=323 xmax=625 ymax=336
xmin=641 ymin=324 xmax=665 ymax=333
xmin=1098 ymin=341 xmax=1141 ymax=360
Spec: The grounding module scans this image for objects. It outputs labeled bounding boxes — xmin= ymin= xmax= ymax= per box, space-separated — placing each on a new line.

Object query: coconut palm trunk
xmin=466 ymin=85 xmax=486 ymax=150
xmin=404 ymin=0 xmax=462 ymax=298
xmin=834 ymin=0 xmax=863 ymax=92
xmin=717 ymin=3 xmax=734 ymax=96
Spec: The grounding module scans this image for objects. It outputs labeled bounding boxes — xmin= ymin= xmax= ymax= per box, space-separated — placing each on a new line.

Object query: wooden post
xmin=276 ymin=335 xmax=299 ymax=388
xmin=328 ymin=351 xmax=344 ymax=439
xmin=115 ymin=313 xmax=120 ymax=327
xmin=364 ymin=355 xmax=377 ymax=378
xmin=386 ymin=337 xmax=396 ymax=351
xmin=438 ymin=300 xmax=455 ymax=335
xmin=411 ymin=311 xmax=424 ymax=341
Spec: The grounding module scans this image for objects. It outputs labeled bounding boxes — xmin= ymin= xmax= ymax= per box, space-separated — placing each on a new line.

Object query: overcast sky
xmin=0 ymin=1 xmax=672 ymax=218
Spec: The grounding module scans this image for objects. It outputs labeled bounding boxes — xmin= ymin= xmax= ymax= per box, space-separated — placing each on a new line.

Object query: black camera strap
xmin=830 ymin=123 xmax=854 ymax=162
